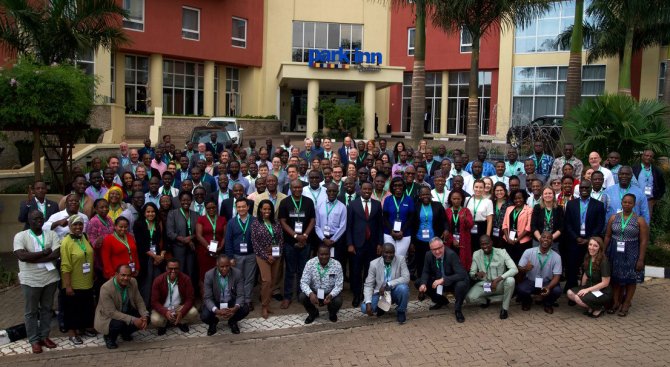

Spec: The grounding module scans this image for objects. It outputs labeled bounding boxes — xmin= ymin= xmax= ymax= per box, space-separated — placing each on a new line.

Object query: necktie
xmin=364 ymin=200 xmax=370 ymax=240
xmin=348 ymin=195 xmax=353 ymax=205
xmin=437 ymin=258 xmax=443 ymax=276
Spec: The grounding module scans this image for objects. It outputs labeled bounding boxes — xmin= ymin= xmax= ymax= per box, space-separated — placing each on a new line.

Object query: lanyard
xmin=162 ymin=187 xmax=172 ymax=196
xmin=435 ymin=258 xmax=443 ymax=273
xmin=484 ymin=249 xmax=493 ymax=274
xmin=588 ymin=258 xmax=593 ymax=279
xmin=436 ymin=190 xmax=446 ymax=205
xmin=452 ymin=208 xmax=460 ymax=227
xmin=618 ymin=185 xmax=630 ymax=201
xmin=35 ymin=199 xmax=47 ymax=218
xmin=79 ymin=197 xmax=85 ymax=212
xmin=544 ymin=208 xmax=553 ymax=227
xmin=534 ymin=154 xmax=545 ymax=168
xmin=291 ymin=196 xmax=303 ymax=213
xmin=194 ymin=203 xmax=204 ymax=216
xmin=98 ymin=214 xmax=110 ymax=228
xmin=512 ymin=208 xmax=521 ymax=227
xmin=217 ymin=271 xmax=228 ymax=294
xmin=179 ymin=208 xmax=191 ymax=233
xmin=146 ymin=220 xmax=155 ymax=241
xmin=537 ymin=250 xmax=550 ymax=272
xmin=620 ymin=212 xmax=633 ymax=240
xmin=317 ymin=261 xmax=329 ymax=280
xmin=167 ymin=276 xmax=178 ymax=306
xmin=592 ymin=190 xmax=603 ymax=201
xmin=373 ymin=190 xmax=384 ymax=201
xmin=113 ymin=278 xmax=128 ymax=304
xmin=384 ymin=264 xmax=391 ymax=282
xmin=75 ymin=238 xmax=87 ymax=262
xmin=310 ymin=187 xmax=321 ymax=203
xmin=392 ymin=195 xmax=405 ymax=219
xmin=326 ymin=200 xmax=336 ymax=220
xmin=643 ymin=164 xmax=652 ymax=178
xmin=421 ymin=204 xmax=430 ymax=222
xmin=237 ymin=215 xmax=249 ymax=235
xmin=579 ymin=199 xmax=589 ymax=223
xmin=472 ymin=197 xmax=483 ymax=218
xmin=264 ymin=221 xmax=276 ymax=246
xmin=405 ymin=183 xmax=415 ymax=197
xmin=207 ymin=214 xmax=218 ymax=235
xmin=113 ymin=232 xmax=133 ymax=261
xmin=29 ymin=230 xmax=45 ymax=250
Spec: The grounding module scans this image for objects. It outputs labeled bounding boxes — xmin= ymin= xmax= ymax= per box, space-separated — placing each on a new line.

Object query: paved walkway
xmin=1 ymin=278 xmax=669 ymax=366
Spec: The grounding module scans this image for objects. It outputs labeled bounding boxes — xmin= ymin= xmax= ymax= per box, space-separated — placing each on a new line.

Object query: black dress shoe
xmin=272 ymin=294 xmax=283 ymax=301
xmin=500 ymin=309 xmax=509 ymax=320
xmin=157 ymin=327 xmax=167 ymax=336
xmin=417 ymin=292 xmax=426 ymax=301
xmin=480 ymin=299 xmax=491 ymax=308
xmin=207 ymin=323 xmax=217 ymax=336
xmin=376 ymin=309 xmax=386 ymax=317
xmin=305 ymin=313 xmax=317 ymax=324
xmin=455 ymin=310 xmax=465 ymax=323
xmin=352 ymin=296 xmax=361 ymax=308
xmin=429 ymin=302 xmax=444 ymax=310
xmin=178 ymin=324 xmax=190 ymax=333
xmin=329 ymin=313 xmax=338 ymax=322
xmin=103 ymin=335 xmax=118 ymax=349
xmin=229 ymin=322 xmax=240 ymax=334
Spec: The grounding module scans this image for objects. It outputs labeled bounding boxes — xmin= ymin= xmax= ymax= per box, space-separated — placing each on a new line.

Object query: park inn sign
xmin=308 ymin=48 xmax=383 ymax=71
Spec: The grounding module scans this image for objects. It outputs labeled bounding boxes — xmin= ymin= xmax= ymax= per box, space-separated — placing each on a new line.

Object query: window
xmin=407 ymin=28 xmax=415 ymax=56
xmin=512 ymin=65 xmax=605 ymax=123
xmin=232 ymin=17 xmax=247 ymax=48
xmin=124 ymin=55 xmax=149 ymax=113
xmin=660 ymin=62 xmax=667 ymax=101
xmin=74 ymin=48 xmax=94 ymax=76
xmin=214 ymin=66 xmax=219 ymax=115
xmin=182 ymin=7 xmax=200 ymax=40
xmin=460 ymin=28 xmax=473 ymax=53
xmin=447 ymin=71 xmax=491 ymax=135
xmin=515 ymin=0 xmax=592 ymax=53
xmin=400 ymin=72 xmax=442 ymax=134
xmin=225 ymin=67 xmax=240 ymax=116
xmin=122 ymin=0 xmax=144 ymax=31
xmin=292 ymin=21 xmax=363 ymax=63
xmin=162 ymin=59 xmax=204 ymax=115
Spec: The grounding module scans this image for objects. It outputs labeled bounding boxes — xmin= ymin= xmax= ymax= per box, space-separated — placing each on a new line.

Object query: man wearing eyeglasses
xmin=150 ymin=258 xmax=199 ymax=335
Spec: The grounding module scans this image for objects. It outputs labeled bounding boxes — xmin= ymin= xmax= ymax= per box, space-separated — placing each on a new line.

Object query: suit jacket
xmin=281 ymin=180 xmax=307 ymax=195
xmin=205 ymin=189 xmax=233 ymax=209
xmin=564 ymin=198 xmax=605 ymax=243
xmin=338 ymin=146 xmax=351 ymax=166
xmin=202 ymin=267 xmax=244 ymax=311
xmin=346 ymin=196 xmax=383 ymax=249
xmin=632 ymin=163 xmax=666 ymax=199
xmin=166 ymin=208 xmax=200 ymax=247
xmin=338 ymin=191 xmax=359 ymax=207
xmin=220 ymin=198 xmax=255 ymax=222
xmin=205 ymin=142 xmax=224 ymax=158
xmin=94 ymin=277 xmax=147 ymax=335
xmin=410 ymin=201 xmax=447 ymax=240
xmin=18 ymin=197 xmax=59 ymax=229
xmin=420 ymin=247 xmax=468 ymax=287
xmin=363 ymin=256 xmax=410 ymax=304
xmin=151 ymin=272 xmax=195 ymax=318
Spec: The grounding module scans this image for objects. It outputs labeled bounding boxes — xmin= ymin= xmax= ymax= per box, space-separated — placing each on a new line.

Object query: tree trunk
xmin=617 ymin=23 xmax=634 ymax=95
xmin=33 ymin=128 xmax=41 ymax=181
xmin=563 ymin=0 xmax=583 ymax=120
xmin=409 ymin=0 xmax=426 ymax=145
xmin=465 ymin=32 xmax=480 ymax=158
xmin=664 ymin=47 xmax=670 ymax=129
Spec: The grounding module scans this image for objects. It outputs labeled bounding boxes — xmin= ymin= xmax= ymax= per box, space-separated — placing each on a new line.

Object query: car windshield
xmin=209 ymin=120 xmax=237 ymax=132
xmin=192 ymin=130 xmax=231 ymax=144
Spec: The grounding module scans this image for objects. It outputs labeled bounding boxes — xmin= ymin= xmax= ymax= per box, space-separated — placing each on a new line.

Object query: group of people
xmin=14 ymin=134 xmax=661 ymax=353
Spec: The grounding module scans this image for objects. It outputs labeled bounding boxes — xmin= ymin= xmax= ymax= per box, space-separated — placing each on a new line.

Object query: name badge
xmin=534 ymin=277 xmax=543 ymax=288
xmin=509 ymin=231 xmax=517 ymax=241
xmin=436 ymin=285 xmax=443 ymax=295
xmin=323 ymin=225 xmax=332 ymax=237
xmin=317 ymin=289 xmax=325 ymax=299
xmin=45 ymin=262 xmax=56 ymax=271
xmin=617 ymin=241 xmax=625 ymax=253
xmin=492 ymin=228 xmax=500 ymax=237
xmin=580 ymin=223 xmax=586 ymax=236
xmin=591 ymin=290 xmax=604 ymax=298
xmin=330 ymin=247 xmax=335 ymax=257
xmin=82 ymin=262 xmax=91 ymax=274
xmin=421 ymin=229 xmax=430 ymax=239
xmin=129 ymin=262 xmax=136 ymax=272
xmin=471 ymin=226 xmax=478 ymax=234
xmin=220 ymin=302 xmax=228 ymax=309
xmin=393 ymin=221 xmax=402 ymax=232
xmin=149 ymin=244 xmax=157 ymax=253
xmin=616 ymin=208 xmax=623 ymax=214
xmin=240 ymin=242 xmax=248 ymax=253
xmin=208 ymin=240 xmax=218 ymax=253
xmin=168 ymin=305 xmax=175 ymax=312
xmin=272 ymin=246 xmax=280 ymax=257
xmin=645 ymin=186 xmax=652 ymax=196
xmin=295 ymin=221 xmax=303 ymax=234
xmin=453 ymin=234 xmax=460 ymax=243
xmin=483 ymin=282 xmax=492 ymax=293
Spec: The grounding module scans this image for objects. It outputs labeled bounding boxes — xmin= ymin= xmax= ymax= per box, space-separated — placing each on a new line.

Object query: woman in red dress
xmin=101 ymin=216 xmax=140 ymax=279
xmin=195 ymin=199 xmax=227 ymax=290
xmin=445 ymin=190 xmax=474 ymax=271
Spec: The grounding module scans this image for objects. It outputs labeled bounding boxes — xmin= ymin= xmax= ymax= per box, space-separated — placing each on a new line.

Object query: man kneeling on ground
xmin=150 ymin=258 xmax=199 ymax=335
xmin=362 ymin=243 xmax=410 ymax=324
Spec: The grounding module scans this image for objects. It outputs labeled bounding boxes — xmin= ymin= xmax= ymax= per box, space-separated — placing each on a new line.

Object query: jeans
xmin=516 ymin=278 xmax=562 ymax=306
xmin=298 ymin=292 xmax=343 ymax=316
xmin=22 ymin=282 xmax=58 ymax=344
xmin=360 ymin=283 xmax=410 ymax=313
xmin=283 ymin=244 xmax=310 ymax=301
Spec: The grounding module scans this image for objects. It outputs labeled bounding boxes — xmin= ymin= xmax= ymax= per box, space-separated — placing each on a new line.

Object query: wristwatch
xmin=293 ymin=234 xmax=298 ymax=239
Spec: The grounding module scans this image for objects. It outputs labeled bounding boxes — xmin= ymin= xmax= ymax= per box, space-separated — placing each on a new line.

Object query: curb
xmin=645 ymin=265 xmax=670 ymax=279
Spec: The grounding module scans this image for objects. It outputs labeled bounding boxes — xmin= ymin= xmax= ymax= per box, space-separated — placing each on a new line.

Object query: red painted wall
xmin=118 ymin=0 xmax=263 ymax=67
xmin=388 ymin=6 xmax=501 ymax=134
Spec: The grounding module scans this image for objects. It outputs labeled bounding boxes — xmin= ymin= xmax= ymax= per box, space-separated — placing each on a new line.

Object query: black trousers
xmin=107 ymin=307 xmax=140 ymax=341
xmin=412 ymin=239 xmax=429 ymax=279
xmin=200 ymin=304 xmax=249 ymax=326
xmin=298 ymin=292 xmax=343 ymax=316
xmin=565 ymin=243 xmax=588 ymax=291
xmin=415 ymin=277 xmax=469 ymax=311
xmin=349 ymin=243 xmax=376 ymax=298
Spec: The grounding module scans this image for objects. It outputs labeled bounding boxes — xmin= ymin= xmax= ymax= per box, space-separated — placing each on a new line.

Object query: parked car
xmin=506 ymin=115 xmax=563 ymax=151
xmin=189 ymin=127 xmax=233 ymax=149
xmin=206 ymin=117 xmax=243 ymax=145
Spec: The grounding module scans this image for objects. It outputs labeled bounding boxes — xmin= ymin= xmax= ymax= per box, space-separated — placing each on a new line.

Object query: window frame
xmin=181 ymin=6 xmax=200 ymax=41
xmin=460 ymin=28 xmax=473 ymax=53
xmin=659 ymin=62 xmax=667 ymax=101
xmin=122 ymin=0 xmax=145 ymax=32
xmin=407 ymin=27 xmax=415 ymax=56
xmin=232 ymin=17 xmax=248 ymax=48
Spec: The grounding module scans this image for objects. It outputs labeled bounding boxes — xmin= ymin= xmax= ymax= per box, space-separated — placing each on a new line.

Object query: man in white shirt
xmin=44 ymin=194 xmax=89 ymax=239
xmin=588 ymin=151 xmax=615 ymax=188
xmin=488 ymin=161 xmax=510 ymax=191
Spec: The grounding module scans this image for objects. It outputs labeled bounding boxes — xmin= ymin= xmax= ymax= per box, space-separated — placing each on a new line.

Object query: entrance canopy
xmin=277 ymin=62 xmax=404 ymax=139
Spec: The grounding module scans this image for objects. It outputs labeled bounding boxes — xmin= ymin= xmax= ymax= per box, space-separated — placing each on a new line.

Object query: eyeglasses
xmin=166 ymin=267 xmax=179 ymax=272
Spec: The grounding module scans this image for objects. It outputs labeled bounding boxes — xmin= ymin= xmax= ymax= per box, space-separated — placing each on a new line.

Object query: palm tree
xmin=430 ymin=0 xmax=552 ymax=158
xmin=409 ymin=0 xmax=427 ymax=145
xmin=563 ymin=0 xmax=584 ymax=122
xmin=0 ymin=0 xmax=128 ymax=65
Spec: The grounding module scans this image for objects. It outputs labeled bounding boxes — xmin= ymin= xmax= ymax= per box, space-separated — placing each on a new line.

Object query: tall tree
xmin=563 ymin=0 xmax=584 ymax=122
xmin=409 ymin=0 xmax=427 ymax=145
xmin=430 ymin=0 xmax=552 ymax=158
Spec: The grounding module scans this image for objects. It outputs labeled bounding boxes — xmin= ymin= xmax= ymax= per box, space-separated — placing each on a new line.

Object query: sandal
xmin=607 ymin=304 xmax=620 ymax=314
xmin=590 ymin=307 xmax=605 ymax=318
xmin=618 ymin=306 xmax=630 ymax=317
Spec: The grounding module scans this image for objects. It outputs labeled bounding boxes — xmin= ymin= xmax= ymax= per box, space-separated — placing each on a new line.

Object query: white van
xmin=206 ymin=117 xmax=244 ymax=145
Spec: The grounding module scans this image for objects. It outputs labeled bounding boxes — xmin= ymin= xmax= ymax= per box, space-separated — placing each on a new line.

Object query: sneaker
xmin=397 ymin=311 xmax=406 ymax=324
xmin=69 ymin=336 xmax=83 ymax=345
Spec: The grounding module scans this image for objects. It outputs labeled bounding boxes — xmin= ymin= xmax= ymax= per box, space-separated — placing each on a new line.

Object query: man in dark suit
xmin=18 ymin=181 xmax=59 ymax=230
xmin=563 ymin=179 xmax=605 ymax=293
xmin=337 ymin=136 xmax=354 ymax=166
xmin=200 ymin=255 xmax=249 ymax=335
xmin=207 ymin=173 xmax=233 ymax=214
xmin=337 ymin=177 xmax=358 ymax=206
xmin=205 ymin=132 xmax=224 ymax=160
xmin=281 ymin=164 xmax=306 ymax=195
xmin=347 ymin=181 xmax=384 ymax=307
xmin=417 ymin=237 xmax=469 ymax=323
xmin=189 ymin=167 xmax=213 ymax=196
xmin=220 ymin=183 xmax=254 ymax=222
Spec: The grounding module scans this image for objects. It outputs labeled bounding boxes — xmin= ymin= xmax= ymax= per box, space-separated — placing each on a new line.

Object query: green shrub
xmin=646 ymin=245 xmax=670 ymax=268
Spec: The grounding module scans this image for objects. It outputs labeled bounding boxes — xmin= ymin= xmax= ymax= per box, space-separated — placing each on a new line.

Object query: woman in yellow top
xmin=104 ymin=186 xmax=126 ymax=221
xmin=60 ymin=214 xmax=96 ymax=345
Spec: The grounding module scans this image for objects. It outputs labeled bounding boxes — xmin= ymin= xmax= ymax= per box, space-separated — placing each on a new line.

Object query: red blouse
xmin=445 ymin=207 xmax=474 ymax=271
xmin=101 ymin=232 xmax=140 ymax=279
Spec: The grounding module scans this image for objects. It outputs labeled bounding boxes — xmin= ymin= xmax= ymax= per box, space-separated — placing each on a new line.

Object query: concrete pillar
xmin=217 ymin=67 xmax=226 ymax=115
xmin=204 ymin=61 xmax=215 ymax=116
xmin=440 ymin=71 xmax=448 ymax=136
xmin=111 ymin=52 xmax=127 ymax=143
xmin=149 ymin=54 xmax=163 ymax=112
xmin=306 ymin=79 xmax=319 ymax=138
xmin=363 ymin=82 xmax=376 ymax=140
